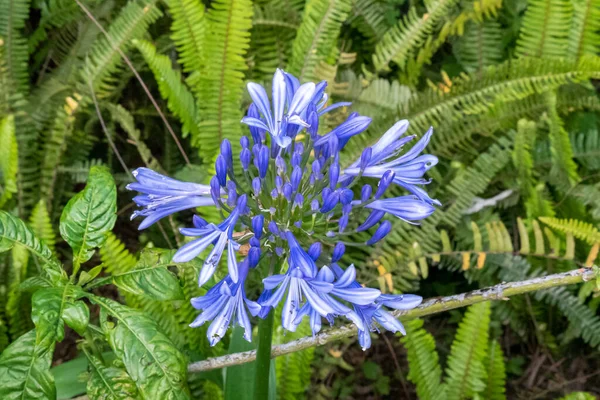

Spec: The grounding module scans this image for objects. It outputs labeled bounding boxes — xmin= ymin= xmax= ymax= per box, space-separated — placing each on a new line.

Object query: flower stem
xmin=254 ymin=311 xmax=275 ymax=400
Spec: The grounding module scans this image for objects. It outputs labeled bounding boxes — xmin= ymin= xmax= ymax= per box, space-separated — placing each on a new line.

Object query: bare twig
xmin=187 ymin=267 xmax=596 ymax=373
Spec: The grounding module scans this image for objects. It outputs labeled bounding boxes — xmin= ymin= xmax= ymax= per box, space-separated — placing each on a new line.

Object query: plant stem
xmin=254 ymin=311 xmax=274 ymax=400
xmin=188 ymin=266 xmax=596 ymax=373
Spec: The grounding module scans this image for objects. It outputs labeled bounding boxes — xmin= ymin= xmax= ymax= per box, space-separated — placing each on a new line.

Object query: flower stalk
xmin=254 ymin=311 xmax=275 ymax=400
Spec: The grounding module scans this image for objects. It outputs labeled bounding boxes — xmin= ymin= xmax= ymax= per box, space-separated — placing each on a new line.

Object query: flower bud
xmin=361 ymin=184 xmax=372 ymax=202
xmin=332 ymin=242 xmax=345 ymax=262
xmin=220 ymin=139 xmax=233 ymax=170
xmin=357 ymin=210 xmax=385 ymax=232
xmin=291 ymin=166 xmax=302 ymax=191
xmin=252 ymin=177 xmax=261 ymax=196
xmin=375 ymin=170 xmax=395 ymax=199
xmin=308 ymin=242 xmax=322 ymax=261
xmin=367 ymin=220 xmax=392 ymax=245
xmin=252 ymin=215 xmax=264 ymax=239
xmin=215 ymin=155 xmax=227 ymax=186
xmin=240 ymin=148 xmax=251 ymax=170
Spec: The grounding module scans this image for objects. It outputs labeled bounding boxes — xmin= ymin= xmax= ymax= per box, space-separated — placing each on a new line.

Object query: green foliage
xmin=540 ymin=217 xmax=600 ymax=244
xmin=568 ymin=0 xmax=600 ymax=60
xmin=0 ymin=0 xmax=30 ymax=93
xmin=0 ymin=115 xmax=18 ymax=208
xmin=444 ymin=302 xmax=491 ymax=399
xmin=93 ymin=296 xmax=191 ymax=399
xmin=59 ymin=166 xmax=117 ymax=266
xmin=516 ymin=0 xmax=573 ymax=58
xmin=288 ymin=0 xmax=353 ymax=81
xmin=454 ymin=20 xmax=503 ymax=74
xmin=483 ymin=340 xmax=506 ymax=400
xmin=402 ymin=319 xmax=445 ymax=400
xmin=112 ymin=248 xmax=184 ymax=301
xmin=197 ymin=0 xmax=253 ymax=162
xmin=0 ymin=330 xmax=56 ymax=399
xmin=165 ymin=0 xmax=206 ymax=75
xmin=83 ymin=349 xmax=139 ymax=400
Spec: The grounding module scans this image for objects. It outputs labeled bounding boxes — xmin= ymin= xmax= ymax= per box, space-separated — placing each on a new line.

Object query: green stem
xmin=253 ymin=311 xmax=274 ymax=400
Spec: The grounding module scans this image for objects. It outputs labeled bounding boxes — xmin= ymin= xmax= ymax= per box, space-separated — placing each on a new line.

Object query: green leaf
xmin=92 ymin=296 xmax=191 ymax=399
xmin=483 ymin=340 xmax=506 ymax=400
xmin=31 ymin=287 xmax=72 ymax=345
xmin=0 ymin=115 xmax=18 ymax=208
xmin=0 ymin=330 xmax=56 ymax=400
xmin=112 ymin=248 xmax=184 ymax=301
xmin=52 ymin=351 xmax=117 ymax=400
xmin=0 ymin=210 xmax=62 ymax=275
xmin=78 ymin=264 xmax=104 ymax=287
xmin=59 ymin=165 xmax=117 ymax=266
xmin=83 ymin=349 xmax=139 ymax=400
xmin=63 ymin=301 xmax=90 ymax=336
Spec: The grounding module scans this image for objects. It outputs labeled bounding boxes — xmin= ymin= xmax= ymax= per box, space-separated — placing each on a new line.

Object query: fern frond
xmin=0 ymin=115 xmax=18 ymax=208
xmin=401 ymin=319 xmax=445 ymax=400
xmin=483 ymin=340 xmax=506 ymax=400
xmin=80 ymin=0 xmax=162 ymax=97
xmin=568 ymin=0 xmax=600 ymax=60
xmin=444 ymin=301 xmax=491 ymax=399
xmin=99 ymin=232 xmax=137 ymax=274
xmin=274 ymin=316 xmax=315 ymax=400
xmin=28 ymin=201 xmax=56 ymax=253
xmin=133 ymin=40 xmax=199 ymax=144
xmin=0 ymin=0 xmax=30 ymax=93
xmin=512 ymin=119 xmax=536 ymax=194
xmin=196 ymin=0 xmax=252 ymax=162
xmin=348 ymin=0 xmax=393 ymax=40
xmin=58 ymin=159 xmax=104 ymax=184
xmin=372 ymin=0 xmax=460 ymax=74
xmin=165 ymin=0 xmax=205 ymax=75
xmin=516 ymin=0 xmax=573 ymax=58
xmin=558 ymin=393 xmax=598 ymax=400
xmin=539 ymin=217 xmax=600 ymax=245
xmin=287 ymin=0 xmax=353 ymax=81
xmin=106 ymin=103 xmax=163 ymax=171
xmin=453 ymin=20 xmax=504 ymax=74
xmin=544 ymin=91 xmax=580 ymax=187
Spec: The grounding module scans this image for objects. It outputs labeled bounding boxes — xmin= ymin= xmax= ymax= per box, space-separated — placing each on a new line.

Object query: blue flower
xmin=242 ymin=69 xmax=315 ymax=148
xmin=344 ymin=121 xmax=440 ymax=205
xmin=314 ymin=113 xmax=372 ymax=150
xmin=127 ymin=168 xmax=215 ymax=229
xmin=174 ymin=195 xmax=247 ymax=285
xmin=331 ymin=264 xmax=422 ymax=350
xmin=366 ymin=196 xmax=436 ymax=224
xmin=190 ymin=259 xmax=261 ymax=345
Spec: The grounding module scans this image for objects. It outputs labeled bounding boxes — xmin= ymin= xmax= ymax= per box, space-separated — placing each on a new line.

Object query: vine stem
xmin=187 ymin=267 xmax=596 ymax=373
xmin=253 ymin=311 xmax=275 ymax=400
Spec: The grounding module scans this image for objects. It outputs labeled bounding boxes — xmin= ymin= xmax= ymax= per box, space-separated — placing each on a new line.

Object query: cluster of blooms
xmin=128 ymin=70 xmax=439 ymax=349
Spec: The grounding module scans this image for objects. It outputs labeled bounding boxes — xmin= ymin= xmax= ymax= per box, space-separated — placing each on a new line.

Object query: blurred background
xmin=0 ymin=0 xmax=599 ymax=398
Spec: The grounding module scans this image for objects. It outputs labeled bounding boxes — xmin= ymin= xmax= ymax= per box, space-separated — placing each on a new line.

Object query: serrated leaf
xmin=0 ymin=211 xmax=61 ymax=274
xmin=60 ymin=166 xmax=117 ymax=266
xmin=84 ymin=349 xmax=139 ymax=400
xmin=63 ymin=301 xmax=90 ymax=336
xmin=92 ymin=296 xmax=190 ymax=399
xmin=112 ymin=248 xmax=184 ymax=301
xmin=0 ymin=330 xmax=56 ymax=400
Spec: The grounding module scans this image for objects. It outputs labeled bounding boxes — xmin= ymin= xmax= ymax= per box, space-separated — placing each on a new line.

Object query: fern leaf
xmin=287 ymin=0 xmax=353 ymax=81
xmin=133 ymin=40 xmax=200 ymax=144
xmin=197 ymin=0 xmax=253 ymax=162
xmin=99 ymin=232 xmax=137 ymax=274
xmin=568 ymin=0 xmax=600 ymax=60
xmin=558 ymin=393 xmax=598 ymax=400
xmin=0 ymin=115 xmax=18 ymax=208
xmin=545 ymin=91 xmax=580 ymax=186
xmin=81 ymin=0 xmax=162 ymax=97
xmin=444 ymin=301 xmax=491 ymax=400
xmin=454 ymin=20 xmax=504 ymax=74
xmin=483 ymin=340 xmax=506 ymax=400
xmin=516 ymin=0 xmax=573 ymax=58
xmin=165 ymin=0 xmax=205 ymax=75
xmin=28 ymin=201 xmax=56 ymax=253
xmin=0 ymin=0 xmax=30 ymax=93
xmin=401 ymin=319 xmax=446 ymax=400
xmin=539 ymin=217 xmax=600 ymax=245
xmin=372 ymin=0 xmax=460 ymax=73
xmin=512 ymin=118 xmax=536 ymax=194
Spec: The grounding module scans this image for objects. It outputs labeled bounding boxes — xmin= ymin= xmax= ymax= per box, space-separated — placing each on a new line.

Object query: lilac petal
xmin=318 ymin=101 xmax=352 ymax=116
xmin=227 ymin=241 xmax=239 ymax=283
xmin=374 ymin=309 xmax=406 ymax=335
xmin=287 ymin=115 xmax=310 ymax=127
xmin=263 ymin=274 xmax=286 ymax=290
xmin=358 ymin=328 xmax=372 ymax=350
xmin=378 ymin=294 xmax=422 ymax=310
xmin=273 ymin=70 xmax=286 ymax=133
xmin=172 ymin=229 xmax=222 ymax=263
xmin=332 ymin=287 xmax=381 ymax=305
xmin=317 ymin=266 xmax=335 ymax=283
xmin=309 ymin=309 xmax=322 ymax=335
xmin=288 ymin=82 xmax=316 ymax=116
xmin=262 ymin=276 xmax=290 ymax=307
xmin=247 ymin=82 xmax=273 ymax=130
xmin=245 ymin=297 xmax=262 ymax=317
xmin=282 ymin=278 xmax=302 ymax=331
xmin=241 ymin=116 xmax=270 ymax=131
xmin=189 ymin=296 xmax=229 ymax=327
xmin=344 ymin=309 xmax=366 ymax=331
xmin=371 ymin=120 xmax=409 ymax=159
xmin=390 ymin=126 xmax=433 ymax=165
xmin=300 ymin=281 xmax=337 ymax=316
xmin=207 ymin=299 xmax=236 ymax=345
xmin=198 ymin=233 xmax=228 ymax=286
xmin=236 ymin=295 xmax=253 ymax=342
xmin=308 ymin=280 xmax=334 ymax=293
xmin=334 ymin=265 xmax=357 ymax=288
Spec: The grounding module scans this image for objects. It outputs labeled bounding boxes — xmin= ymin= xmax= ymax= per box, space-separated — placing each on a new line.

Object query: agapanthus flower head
xmin=127 ymin=69 xmax=438 ymax=348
